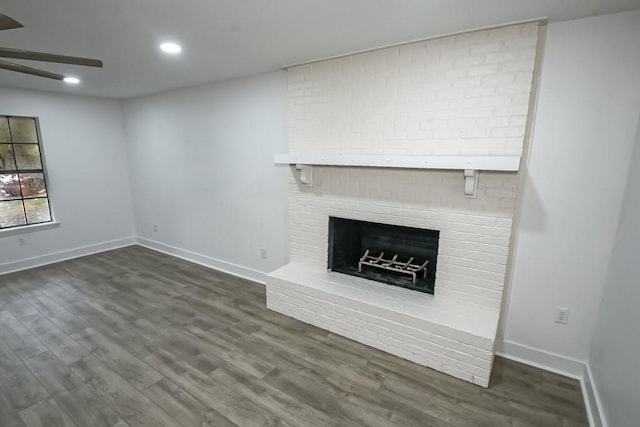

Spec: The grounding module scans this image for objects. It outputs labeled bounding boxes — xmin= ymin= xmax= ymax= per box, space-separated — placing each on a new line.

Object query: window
xmin=0 ymin=116 xmax=52 ymax=230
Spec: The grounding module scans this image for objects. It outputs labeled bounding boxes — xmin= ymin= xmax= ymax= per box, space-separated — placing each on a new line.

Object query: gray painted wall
xmin=589 ymin=116 xmax=640 ymax=427
xmin=503 ymin=10 xmax=640 ymax=363
xmin=122 ymin=71 xmax=289 ymax=279
xmin=0 ymin=87 xmax=135 ymax=270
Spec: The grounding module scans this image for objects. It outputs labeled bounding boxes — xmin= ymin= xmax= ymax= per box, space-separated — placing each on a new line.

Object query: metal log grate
xmin=358 ymin=249 xmax=429 ymax=285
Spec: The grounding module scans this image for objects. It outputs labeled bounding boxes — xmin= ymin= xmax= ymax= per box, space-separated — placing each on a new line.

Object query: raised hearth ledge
xmin=266 ymin=262 xmax=499 ymax=387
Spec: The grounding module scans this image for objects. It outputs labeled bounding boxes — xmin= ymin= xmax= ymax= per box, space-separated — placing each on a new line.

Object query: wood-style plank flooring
xmin=0 ymin=246 xmax=588 ymax=426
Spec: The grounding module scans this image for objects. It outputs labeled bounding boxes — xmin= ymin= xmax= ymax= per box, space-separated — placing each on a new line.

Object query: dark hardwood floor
xmin=0 ymin=246 xmax=588 ymax=426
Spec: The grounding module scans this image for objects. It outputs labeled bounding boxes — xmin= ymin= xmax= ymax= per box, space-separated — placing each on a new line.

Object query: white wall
xmin=588 ymin=116 xmax=640 ymax=427
xmin=502 ymin=10 xmax=640 ymax=364
xmin=0 ymin=87 xmax=136 ymax=272
xmin=122 ymin=72 xmax=288 ymax=281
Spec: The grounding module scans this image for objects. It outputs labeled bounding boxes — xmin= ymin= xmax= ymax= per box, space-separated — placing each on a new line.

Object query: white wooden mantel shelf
xmin=273 ymin=154 xmax=521 ymax=198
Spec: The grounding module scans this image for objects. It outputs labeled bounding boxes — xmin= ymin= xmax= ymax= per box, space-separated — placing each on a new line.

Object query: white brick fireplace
xmin=267 ymin=22 xmax=541 ymax=387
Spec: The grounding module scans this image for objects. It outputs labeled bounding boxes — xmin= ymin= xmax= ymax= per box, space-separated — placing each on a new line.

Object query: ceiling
xmin=1 ymin=0 xmax=639 ymax=99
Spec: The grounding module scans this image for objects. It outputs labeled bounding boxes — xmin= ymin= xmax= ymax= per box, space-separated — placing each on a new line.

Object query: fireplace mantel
xmin=274 ymin=154 xmax=521 ymax=197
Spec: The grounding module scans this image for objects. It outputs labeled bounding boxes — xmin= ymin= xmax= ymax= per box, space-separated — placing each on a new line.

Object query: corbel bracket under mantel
xmin=277 ymin=154 xmax=521 ymax=197
xmin=463 ymin=169 xmax=479 ymax=198
xmin=293 ymin=164 xmax=479 ymax=197
xmin=295 ymin=164 xmax=314 ymax=186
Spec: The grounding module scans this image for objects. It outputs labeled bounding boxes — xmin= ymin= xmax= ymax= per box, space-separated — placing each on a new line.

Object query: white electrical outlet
xmin=555 ymin=307 xmax=570 ymax=324
xmin=153 ymin=224 xmax=158 ymax=232
xmin=260 ymin=248 xmax=268 ymax=259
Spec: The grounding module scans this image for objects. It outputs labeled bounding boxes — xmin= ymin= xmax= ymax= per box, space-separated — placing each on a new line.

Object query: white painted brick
xmin=511 ymin=93 xmax=532 ymax=106
xmin=467 ymin=63 xmax=498 ymax=77
xmin=436 ymin=263 xmax=505 ymax=283
xmin=288 ymin=23 xmax=538 ymax=157
xmin=494 ymin=104 xmax=529 ymax=116
xmin=485 ymin=187 xmax=520 ymax=198
xmin=509 ymin=116 xmax=528 ymax=127
xmin=485 ymin=51 xmax=520 ymax=64
xmin=438 ymin=221 xmax=512 ymax=238
xmin=499 ymin=198 xmax=517 ymax=209
xmin=496 ymin=82 xmax=532 ymax=95
xmin=441 ymin=229 xmax=511 ymax=246
xmin=453 ymin=56 xmax=485 ymax=68
xmin=461 ymin=107 xmax=494 ymax=118
xmin=474 ymin=376 xmax=490 ymax=388
xmin=442 ymin=366 xmax=474 ymax=382
xmin=436 ymin=288 xmax=501 ymax=310
xmin=469 ymin=41 xmax=504 ymax=55
xmin=279 ymin=22 xmax=539 ymax=388
xmin=519 ymin=48 xmax=538 ymax=60
xmin=439 ymin=255 xmax=507 ymax=275
xmin=478 ymin=117 xmax=510 ymax=128
xmin=435 ymin=280 xmax=502 ymax=302
xmin=266 ymin=271 xmax=497 ymax=387
xmin=440 ymin=238 xmax=510 ymax=256
xmin=438 ymin=246 xmax=508 ymax=265
xmin=436 ymin=270 xmax=505 ymax=290
xmin=504 ymin=35 xmax=538 ymax=49
xmin=491 ymin=126 xmax=526 ymax=138
xmin=500 ymin=60 xmax=536 ymax=73
xmin=480 ymin=73 xmax=515 ymax=87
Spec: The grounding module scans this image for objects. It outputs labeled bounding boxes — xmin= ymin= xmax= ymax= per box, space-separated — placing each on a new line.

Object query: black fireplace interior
xmin=328 ymin=217 xmax=439 ymax=294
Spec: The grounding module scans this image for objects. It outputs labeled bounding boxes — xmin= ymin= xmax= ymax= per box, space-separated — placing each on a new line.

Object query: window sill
xmin=0 ymin=222 xmax=60 ymax=238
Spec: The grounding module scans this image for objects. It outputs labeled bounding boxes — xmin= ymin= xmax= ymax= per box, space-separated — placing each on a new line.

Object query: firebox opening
xmin=328 ymin=217 xmax=439 ymax=294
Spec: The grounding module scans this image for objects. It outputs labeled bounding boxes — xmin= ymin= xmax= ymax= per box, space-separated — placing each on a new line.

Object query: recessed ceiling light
xmin=160 ymin=42 xmax=182 ymax=54
xmin=63 ymin=77 xmax=80 ymax=84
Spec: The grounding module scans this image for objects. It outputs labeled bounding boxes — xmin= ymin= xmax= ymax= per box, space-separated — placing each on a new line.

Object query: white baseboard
xmin=496 ymin=340 xmax=604 ymax=427
xmin=581 ymin=364 xmax=607 ymax=427
xmin=0 ymin=236 xmax=137 ymax=275
xmin=136 ymin=237 xmax=266 ymax=285
xmin=496 ymin=340 xmax=585 ymax=379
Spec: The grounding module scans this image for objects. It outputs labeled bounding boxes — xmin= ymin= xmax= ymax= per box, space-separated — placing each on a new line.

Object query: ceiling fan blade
xmin=0 ymin=60 xmax=64 ymax=80
xmin=0 ymin=48 xmax=103 ymax=67
xmin=0 ymin=14 xmax=23 ymax=31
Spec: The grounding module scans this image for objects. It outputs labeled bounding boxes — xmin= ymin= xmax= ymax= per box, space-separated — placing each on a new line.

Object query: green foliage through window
xmin=0 ymin=116 xmax=52 ymax=229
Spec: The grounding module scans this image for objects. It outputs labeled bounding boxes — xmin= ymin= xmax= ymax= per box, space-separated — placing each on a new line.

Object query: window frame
xmin=0 ymin=115 xmax=55 ymax=232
